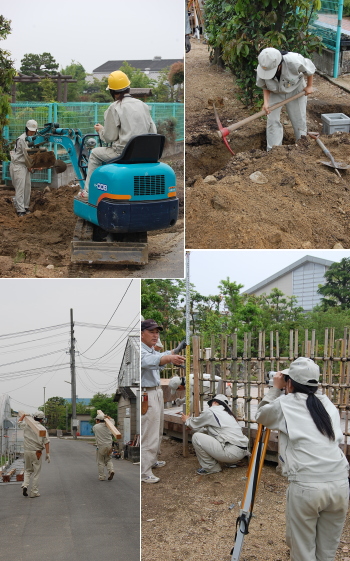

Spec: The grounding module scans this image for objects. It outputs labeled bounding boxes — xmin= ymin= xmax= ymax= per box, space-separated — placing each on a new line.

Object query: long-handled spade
xmin=214 ymin=90 xmax=307 ymax=155
xmin=308 ymin=131 xmax=350 ymax=178
xmin=230 ymin=424 xmax=271 ymax=561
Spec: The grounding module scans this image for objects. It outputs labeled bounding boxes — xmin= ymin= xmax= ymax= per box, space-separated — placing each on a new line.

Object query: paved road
xmin=0 ymin=438 xmax=140 ymax=561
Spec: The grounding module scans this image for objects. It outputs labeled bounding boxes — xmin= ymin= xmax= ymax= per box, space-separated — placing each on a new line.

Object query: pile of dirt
xmin=185 ymin=40 xmax=350 ymax=249
xmin=0 ymin=153 xmax=184 ymax=278
xmin=141 ymin=437 xmax=350 ymax=561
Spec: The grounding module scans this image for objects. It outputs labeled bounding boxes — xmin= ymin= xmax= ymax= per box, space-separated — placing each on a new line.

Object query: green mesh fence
xmin=3 ymin=102 xmax=184 ymax=183
xmin=309 ymin=0 xmax=343 ymax=51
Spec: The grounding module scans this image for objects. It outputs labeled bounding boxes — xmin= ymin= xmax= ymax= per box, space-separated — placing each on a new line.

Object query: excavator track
xmin=71 ymin=218 xmax=148 ymax=265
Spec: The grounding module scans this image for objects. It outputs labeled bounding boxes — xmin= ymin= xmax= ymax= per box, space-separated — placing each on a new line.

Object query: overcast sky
xmin=2 ymin=0 xmax=184 ymax=73
xmin=188 ymin=249 xmax=350 ymax=296
xmin=0 ymin=279 xmax=140 ymax=413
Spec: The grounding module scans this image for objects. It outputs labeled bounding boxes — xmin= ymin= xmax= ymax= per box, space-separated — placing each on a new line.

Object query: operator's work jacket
xmin=93 ymin=421 xmax=114 ymax=450
xmin=256 ymin=52 xmax=316 ymax=94
xmin=18 ymin=420 xmax=50 ymax=452
xmin=256 ymin=388 xmax=349 ymax=482
xmin=99 ymin=95 xmax=157 ymax=151
xmin=185 ymin=405 xmax=249 ymax=449
xmin=141 ymin=342 xmax=171 ymax=388
xmin=10 ymin=133 xmax=33 ymax=168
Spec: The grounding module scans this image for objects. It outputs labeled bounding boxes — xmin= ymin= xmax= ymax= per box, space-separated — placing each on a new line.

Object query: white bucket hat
xmin=257 ymin=47 xmax=282 ymax=79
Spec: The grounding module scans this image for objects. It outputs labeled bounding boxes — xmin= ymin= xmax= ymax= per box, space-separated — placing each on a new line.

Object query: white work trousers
xmin=23 ymin=450 xmax=42 ymax=495
xmin=10 ymin=162 xmax=31 ymax=213
xmin=266 ymin=81 xmax=307 ymax=151
xmin=85 ymin=146 xmax=123 ymax=192
xmin=96 ymin=445 xmax=114 ymax=480
xmin=141 ymin=387 xmax=164 ymax=478
xmin=191 ymin=432 xmax=247 ymax=472
xmin=286 ymin=479 xmax=349 ymax=561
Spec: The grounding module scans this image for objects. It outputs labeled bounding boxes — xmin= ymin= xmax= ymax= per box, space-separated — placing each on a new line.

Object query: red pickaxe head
xmin=213 ymin=103 xmax=235 ymax=156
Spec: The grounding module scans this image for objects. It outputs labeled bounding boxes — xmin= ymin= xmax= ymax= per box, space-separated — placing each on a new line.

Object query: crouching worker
xmin=93 ymin=414 xmax=115 ymax=481
xmin=181 ymin=394 xmax=249 ymax=475
xmin=18 ymin=410 xmax=50 ymax=498
xmin=256 ymin=357 xmax=349 ymax=561
xmin=9 ymin=119 xmax=38 ymax=216
xmin=78 ymin=70 xmax=157 ymax=199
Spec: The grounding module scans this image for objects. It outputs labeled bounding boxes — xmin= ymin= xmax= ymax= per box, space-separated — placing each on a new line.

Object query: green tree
xmin=204 ymin=0 xmax=322 ymax=106
xmin=118 ymin=61 xmax=154 ymax=89
xmin=38 ymin=77 xmax=56 ymax=102
xmin=0 ymin=15 xmax=16 ymax=161
xmin=61 ymin=60 xmax=87 ymax=101
xmin=318 ymin=258 xmax=350 ymax=310
xmin=89 ymin=393 xmax=118 ymax=425
xmin=40 ymin=396 xmax=67 ymax=430
xmin=17 ymin=52 xmax=59 ymax=101
xmin=141 ymin=279 xmax=186 ymax=341
xmin=151 ymin=67 xmax=171 ymax=102
xmin=168 ymin=62 xmax=184 ymax=102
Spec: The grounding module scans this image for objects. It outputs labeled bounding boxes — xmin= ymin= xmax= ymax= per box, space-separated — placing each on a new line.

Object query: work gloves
xmin=173 ymin=340 xmax=187 ymax=354
xmin=45 ymin=454 xmax=51 ymax=463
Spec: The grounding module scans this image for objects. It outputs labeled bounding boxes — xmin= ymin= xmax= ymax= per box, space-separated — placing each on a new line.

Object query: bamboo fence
xmin=162 ymin=328 xmax=350 ymax=450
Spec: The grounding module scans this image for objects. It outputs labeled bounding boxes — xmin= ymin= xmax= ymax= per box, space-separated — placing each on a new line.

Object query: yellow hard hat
xmin=106 ymin=70 xmax=131 ymax=92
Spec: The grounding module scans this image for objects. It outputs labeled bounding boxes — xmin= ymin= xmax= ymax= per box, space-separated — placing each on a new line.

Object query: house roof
xmin=244 ymin=255 xmax=334 ymax=294
xmin=114 ymin=386 xmax=138 ymax=402
xmin=93 ymin=58 xmax=182 ymax=73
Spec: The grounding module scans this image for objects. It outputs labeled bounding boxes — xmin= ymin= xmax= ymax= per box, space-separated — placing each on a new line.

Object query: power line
xmin=80 ymin=280 xmax=134 ymax=355
xmin=0 ymin=323 xmax=69 ymax=340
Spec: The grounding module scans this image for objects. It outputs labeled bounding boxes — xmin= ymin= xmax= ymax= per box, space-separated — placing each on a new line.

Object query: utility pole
xmin=70 ymin=308 xmax=77 ymax=440
xmin=43 ymin=387 xmax=46 ymax=417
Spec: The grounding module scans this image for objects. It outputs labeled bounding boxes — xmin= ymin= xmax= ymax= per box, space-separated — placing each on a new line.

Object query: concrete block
xmin=321 ymin=113 xmax=350 ymax=134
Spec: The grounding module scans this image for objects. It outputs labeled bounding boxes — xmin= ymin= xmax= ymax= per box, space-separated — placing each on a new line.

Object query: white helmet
xmin=26 ymin=119 xmax=38 ymax=131
xmin=95 ymin=413 xmax=105 ymax=420
xmin=33 ymin=410 xmax=45 ymax=419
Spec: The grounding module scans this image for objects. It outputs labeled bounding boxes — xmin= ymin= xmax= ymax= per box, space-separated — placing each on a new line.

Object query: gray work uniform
xmin=10 ymin=133 xmax=33 ymax=213
xmin=185 ymin=405 xmax=249 ymax=472
xmin=85 ymin=95 xmax=157 ymax=192
xmin=92 ymin=421 xmax=114 ymax=480
xmin=256 ymin=388 xmax=349 ymax=561
xmin=256 ymin=52 xmax=316 ymax=151
xmin=141 ymin=342 xmax=171 ymax=479
xmin=18 ymin=419 xmax=50 ymax=496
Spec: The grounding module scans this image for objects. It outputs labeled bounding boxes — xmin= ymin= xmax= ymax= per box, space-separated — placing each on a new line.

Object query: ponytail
xmin=290 ymin=379 xmax=335 ymax=440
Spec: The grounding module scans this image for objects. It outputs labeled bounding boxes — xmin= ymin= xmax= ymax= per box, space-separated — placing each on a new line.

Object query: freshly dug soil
xmin=141 ymin=437 xmax=350 ymax=561
xmin=0 ymin=153 xmax=183 ymax=278
xmin=185 ymin=40 xmax=350 ymax=249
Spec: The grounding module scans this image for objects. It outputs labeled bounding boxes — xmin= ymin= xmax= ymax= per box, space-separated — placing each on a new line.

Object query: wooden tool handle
xmin=220 ymin=90 xmax=306 ymax=137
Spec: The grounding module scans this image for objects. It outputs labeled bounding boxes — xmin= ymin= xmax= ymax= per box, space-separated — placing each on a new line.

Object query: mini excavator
xmin=26 ymin=122 xmax=179 ymax=265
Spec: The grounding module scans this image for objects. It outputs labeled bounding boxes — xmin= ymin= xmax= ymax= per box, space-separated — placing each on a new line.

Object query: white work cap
xmin=96 ymin=413 xmax=105 ymax=420
xmin=257 ymin=48 xmax=282 ymax=79
xmin=26 ymin=119 xmax=38 ymax=131
xmin=33 ymin=410 xmax=45 ymax=419
xmin=283 ymin=357 xmax=320 ymax=387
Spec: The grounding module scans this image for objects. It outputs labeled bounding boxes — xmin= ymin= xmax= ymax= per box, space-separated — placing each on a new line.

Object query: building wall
xmin=249 ymin=271 xmax=293 ymax=298
xmin=247 ymin=262 xmax=329 ymax=311
xmin=292 ymin=262 xmax=327 ymax=311
xmin=117 ymin=395 xmax=138 ymax=445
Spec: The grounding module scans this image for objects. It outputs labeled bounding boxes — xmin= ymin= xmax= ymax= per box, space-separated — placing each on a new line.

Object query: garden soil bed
xmin=0 ymin=154 xmax=183 ymax=278
xmin=141 ymin=437 xmax=350 ymax=561
xmin=185 ymin=39 xmax=350 ymax=249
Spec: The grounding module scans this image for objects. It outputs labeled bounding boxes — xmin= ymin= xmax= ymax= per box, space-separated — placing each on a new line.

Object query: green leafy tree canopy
xmin=318 ymin=258 xmax=350 ymax=310
xmin=0 ymin=15 xmax=16 ymax=160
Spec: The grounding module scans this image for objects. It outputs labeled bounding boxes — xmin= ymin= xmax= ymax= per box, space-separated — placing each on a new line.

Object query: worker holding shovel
xmin=18 ymin=410 xmax=50 ymax=498
xmin=9 ymin=119 xmax=38 ymax=216
xmin=256 ymin=47 xmax=316 ymax=151
xmin=255 ymin=357 xmax=349 ymax=561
